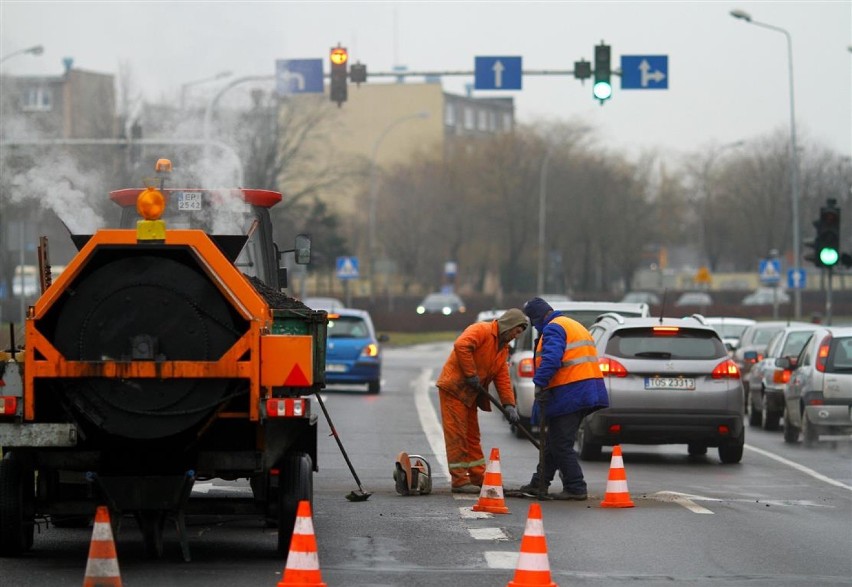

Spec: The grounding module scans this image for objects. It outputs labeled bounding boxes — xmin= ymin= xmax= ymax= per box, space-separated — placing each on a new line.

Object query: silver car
xmin=745 ymin=324 xmax=818 ymax=431
xmin=507 ymin=301 xmax=650 ymax=435
xmin=581 ymin=314 xmax=745 ymax=464
xmin=782 ymin=326 xmax=852 ymax=446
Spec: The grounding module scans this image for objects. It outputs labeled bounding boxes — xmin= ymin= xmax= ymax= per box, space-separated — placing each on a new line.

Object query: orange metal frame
xmin=25 ymin=229 xmax=272 ymax=422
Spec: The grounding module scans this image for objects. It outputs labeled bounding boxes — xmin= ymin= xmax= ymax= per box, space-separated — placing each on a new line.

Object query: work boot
xmin=451 ymin=484 xmax=481 ymax=494
xmin=519 ymin=483 xmax=549 ymax=498
xmin=553 ymin=490 xmax=588 ymax=501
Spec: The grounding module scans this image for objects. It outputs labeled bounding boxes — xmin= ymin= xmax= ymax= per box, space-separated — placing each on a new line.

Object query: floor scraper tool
xmin=393 ymin=452 xmax=432 ymax=496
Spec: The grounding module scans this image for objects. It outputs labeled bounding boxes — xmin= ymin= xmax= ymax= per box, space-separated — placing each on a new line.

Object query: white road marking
xmin=649 ymin=491 xmax=714 ymax=514
xmin=459 ymin=506 xmax=493 ymax=519
xmin=484 ymin=551 xmax=519 ymax=569
xmin=413 ymin=367 xmax=449 ymax=480
xmin=469 ymin=527 xmax=509 ymax=541
xmin=745 ymin=443 xmax=852 ymax=492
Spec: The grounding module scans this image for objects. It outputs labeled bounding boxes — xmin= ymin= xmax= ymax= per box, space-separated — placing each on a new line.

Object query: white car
xmin=782 ymin=326 xmax=852 ymax=446
xmin=507 ymin=301 xmax=650 ymax=435
xmin=704 ymin=317 xmax=756 ymax=353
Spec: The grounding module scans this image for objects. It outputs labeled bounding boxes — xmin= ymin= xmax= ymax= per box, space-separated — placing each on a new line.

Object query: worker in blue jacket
xmin=519 ymin=297 xmax=609 ymax=500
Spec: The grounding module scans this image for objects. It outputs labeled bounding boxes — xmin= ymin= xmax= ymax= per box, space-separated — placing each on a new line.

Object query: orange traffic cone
xmin=506 ymin=502 xmax=558 ymax=587
xmin=472 ymin=447 xmax=509 ymax=514
xmin=83 ymin=506 xmax=122 ymax=587
xmin=278 ymin=500 xmax=327 ymax=587
xmin=600 ymin=445 xmax=635 ymax=508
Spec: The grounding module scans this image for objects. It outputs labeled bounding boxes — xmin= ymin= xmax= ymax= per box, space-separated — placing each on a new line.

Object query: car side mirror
xmin=775 ymin=357 xmax=796 ymax=370
xmin=294 ymin=234 xmax=311 ymax=265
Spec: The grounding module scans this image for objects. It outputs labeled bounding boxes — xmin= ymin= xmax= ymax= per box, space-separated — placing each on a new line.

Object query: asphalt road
xmin=2 ymin=342 xmax=851 ymax=586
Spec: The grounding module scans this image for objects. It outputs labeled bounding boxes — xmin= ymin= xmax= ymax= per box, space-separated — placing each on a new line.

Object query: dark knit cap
xmin=523 ymin=297 xmax=553 ymax=326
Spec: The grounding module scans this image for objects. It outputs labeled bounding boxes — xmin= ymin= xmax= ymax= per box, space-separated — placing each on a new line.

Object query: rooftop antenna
xmin=658 ymin=288 xmax=668 ymax=324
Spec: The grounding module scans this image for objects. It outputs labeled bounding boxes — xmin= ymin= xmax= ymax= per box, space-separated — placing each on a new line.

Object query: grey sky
xmin=1 ymin=1 xmax=850 ymax=158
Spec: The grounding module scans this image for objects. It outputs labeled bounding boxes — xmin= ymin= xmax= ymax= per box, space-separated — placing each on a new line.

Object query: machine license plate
xmin=326 ymin=363 xmax=347 ymax=373
xmin=645 ymin=377 xmax=695 ymax=390
xmin=177 ymin=191 xmax=202 ymax=211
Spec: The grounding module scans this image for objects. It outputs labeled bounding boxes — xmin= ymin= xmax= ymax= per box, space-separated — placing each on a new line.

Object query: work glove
xmin=534 ymin=385 xmax=550 ymax=405
xmin=465 ymin=374 xmax=481 ymax=389
xmin=504 ymin=405 xmax=520 ymax=425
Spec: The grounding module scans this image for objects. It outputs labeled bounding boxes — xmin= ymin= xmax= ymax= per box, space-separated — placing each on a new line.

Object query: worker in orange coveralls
xmin=436 ymin=308 xmax=528 ymax=493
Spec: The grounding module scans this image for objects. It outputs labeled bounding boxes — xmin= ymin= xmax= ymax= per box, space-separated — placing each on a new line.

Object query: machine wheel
xmin=748 ymin=391 xmax=763 ymax=427
xmin=0 ymin=453 xmax=35 ymax=556
xmin=761 ymin=396 xmax=781 ymax=431
xmin=687 ymin=444 xmax=707 ymax=456
xmin=367 ymin=379 xmax=381 ymax=394
xmin=277 ymin=452 xmax=313 ymax=556
xmin=802 ymin=413 xmax=819 ymax=447
xmin=718 ymin=435 xmax=744 ymax=464
xmin=576 ymin=420 xmax=602 ymax=461
xmin=783 ymin=410 xmax=800 ymax=443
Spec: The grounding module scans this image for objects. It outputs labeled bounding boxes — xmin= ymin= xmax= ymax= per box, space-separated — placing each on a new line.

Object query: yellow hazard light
xmin=155 ymin=158 xmax=173 ymax=173
xmin=136 ymin=187 xmax=165 ymax=220
xmin=330 ymin=47 xmax=348 ymax=66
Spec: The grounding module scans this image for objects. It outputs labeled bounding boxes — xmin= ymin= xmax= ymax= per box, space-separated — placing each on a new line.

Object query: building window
xmin=488 ymin=111 xmax=496 ymax=132
xmin=444 ymin=103 xmax=456 ymax=126
xmin=21 ymin=87 xmax=53 ymax=112
xmin=477 ymin=109 xmax=489 ymax=131
xmin=464 ymin=106 xmax=474 ymax=130
xmin=502 ymin=112 xmax=513 ymax=132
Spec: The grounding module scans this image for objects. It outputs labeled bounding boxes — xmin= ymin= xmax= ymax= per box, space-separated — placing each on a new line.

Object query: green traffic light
xmin=593 ymin=81 xmax=612 ymax=101
xmin=819 ymin=247 xmax=839 ymax=266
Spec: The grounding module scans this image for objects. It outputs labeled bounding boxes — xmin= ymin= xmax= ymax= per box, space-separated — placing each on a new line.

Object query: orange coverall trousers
xmin=438 ymin=388 xmax=486 ymax=488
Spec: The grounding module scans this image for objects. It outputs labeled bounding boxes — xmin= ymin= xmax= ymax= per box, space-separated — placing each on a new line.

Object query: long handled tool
xmin=313 ymin=391 xmax=372 ymax=502
xmin=474 ymin=384 xmax=540 ymax=450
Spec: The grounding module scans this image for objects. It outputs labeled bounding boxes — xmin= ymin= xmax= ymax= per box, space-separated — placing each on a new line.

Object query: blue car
xmin=324 ymin=308 xmax=387 ymax=394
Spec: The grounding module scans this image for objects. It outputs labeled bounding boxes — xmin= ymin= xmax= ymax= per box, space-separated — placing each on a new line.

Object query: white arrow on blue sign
xmin=759 ymin=259 xmax=781 ymax=285
xmin=276 ymin=59 xmax=324 ymax=96
xmin=621 ymin=55 xmax=668 ymax=89
xmin=336 ymin=256 xmax=359 ymax=280
xmin=787 ymin=268 xmax=806 ymax=290
xmin=474 ymin=56 xmax=522 ymax=90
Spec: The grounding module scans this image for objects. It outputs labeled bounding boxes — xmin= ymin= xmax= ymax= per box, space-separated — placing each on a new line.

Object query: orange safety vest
xmin=534 ymin=315 xmax=603 ymax=389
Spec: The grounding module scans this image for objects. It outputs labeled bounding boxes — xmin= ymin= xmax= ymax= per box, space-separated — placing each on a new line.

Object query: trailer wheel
xmin=0 ymin=453 xmax=35 ymax=556
xmin=277 ymin=452 xmax=313 ymax=556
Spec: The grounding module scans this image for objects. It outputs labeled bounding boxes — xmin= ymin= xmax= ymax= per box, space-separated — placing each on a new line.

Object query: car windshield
xmin=327 ymin=316 xmax=369 ymax=338
xmin=754 ymin=327 xmax=783 ymax=345
xmin=565 ymin=310 xmax=645 ymax=328
xmin=606 ymin=328 xmax=726 ymax=360
xmin=828 ymin=337 xmax=852 ymax=373
xmin=713 ymin=324 xmax=750 ymax=338
xmin=781 ymin=331 xmax=815 ymax=357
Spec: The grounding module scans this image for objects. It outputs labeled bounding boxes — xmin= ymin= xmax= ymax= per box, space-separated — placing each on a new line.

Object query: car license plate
xmin=177 ymin=191 xmax=202 ymax=211
xmin=326 ymin=363 xmax=347 ymax=373
xmin=645 ymin=377 xmax=695 ymax=390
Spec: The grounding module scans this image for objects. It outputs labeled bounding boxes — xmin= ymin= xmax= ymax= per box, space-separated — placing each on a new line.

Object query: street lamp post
xmin=180 ymin=70 xmax=232 ymax=110
xmin=368 ymin=111 xmax=430 ymax=301
xmin=203 ymin=75 xmax=273 ymax=161
xmin=537 ymin=147 xmax=554 ymax=294
xmin=0 ymin=44 xmax=44 ymax=64
xmin=730 ymin=9 xmax=802 ymax=318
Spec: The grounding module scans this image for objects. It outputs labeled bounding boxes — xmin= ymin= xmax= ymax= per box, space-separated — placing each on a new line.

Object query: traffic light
xmin=574 ymin=59 xmax=591 ymax=81
xmin=350 ymin=62 xmax=367 ymax=85
xmin=817 ymin=199 xmax=841 ymax=267
xmin=329 ymin=45 xmax=348 ymax=106
xmin=593 ymin=42 xmax=612 ymax=103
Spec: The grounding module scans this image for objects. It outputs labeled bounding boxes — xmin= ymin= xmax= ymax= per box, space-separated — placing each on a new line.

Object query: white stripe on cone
xmin=285 ymin=551 xmax=320 ymax=570
xmin=524 ymin=518 xmax=544 ymax=535
xmin=91 ymin=523 xmax=113 ymax=541
xmin=515 ymin=552 xmax=551 ymax=571
xmin=84 ymin=559 xmax=121 ymax=577
xmin=293 ymin=516 xmax=315 ymax=534
xmin=605 ymin=479 xmax=629 ymax=493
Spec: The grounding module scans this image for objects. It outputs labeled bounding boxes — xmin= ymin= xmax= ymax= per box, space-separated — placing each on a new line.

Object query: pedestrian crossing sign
xmin=336 ymin=256 xmax=359 ymax=280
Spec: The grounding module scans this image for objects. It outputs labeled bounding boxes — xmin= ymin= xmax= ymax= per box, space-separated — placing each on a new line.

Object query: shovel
xmin=313 ymin=391 xmax=372 ymax=502
xmin=474 ymin=384 xmax=540 ymax=450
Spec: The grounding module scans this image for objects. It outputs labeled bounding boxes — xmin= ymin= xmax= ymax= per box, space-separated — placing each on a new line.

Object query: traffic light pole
xmin=826 ymin=267 xmax=833 ymax=325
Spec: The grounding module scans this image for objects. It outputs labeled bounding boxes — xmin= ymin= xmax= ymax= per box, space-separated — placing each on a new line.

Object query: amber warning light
xmin=330 ymin=47 xmax=348 ymax=66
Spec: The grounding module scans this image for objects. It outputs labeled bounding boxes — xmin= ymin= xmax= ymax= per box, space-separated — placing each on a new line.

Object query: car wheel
xmin=0 ymin=452 xmax=35 ymax=556
xmin=687 ymin=444 xmax=707 ymax=456
xmin=802 ymin=413 xmax=819 ymax=447
xmin=576 ymin=419 xmax=602 ymax=461
xmin=367 ymin=379 xmax=380 ymax=394
xmin=718 ymin=436 xmax=744 ymax=464
xmin=277 ymin=452 xmax=313 ymax=556
xmin=783 ymin=410 xmax=800 ymax=444
xmin=761 ymin=396 xmax=781 ymax=431
xmin=748 ymin=391 xmax=763 ymax=427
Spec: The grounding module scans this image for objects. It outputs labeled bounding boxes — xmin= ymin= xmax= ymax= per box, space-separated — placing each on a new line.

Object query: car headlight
xmin=442 ymin=307 xmax=451 ymax=315
xmin=417 ymin=306 xmax=426 ymax=314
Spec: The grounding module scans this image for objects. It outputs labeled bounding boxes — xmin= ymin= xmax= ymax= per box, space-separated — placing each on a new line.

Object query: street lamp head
xmin=216 ymin=70 xmax=233 ymax=80
xmin=27 ymin=45 xmax=44 ymax=56
xmin=729 ymin=9 xmax=752 ymax=22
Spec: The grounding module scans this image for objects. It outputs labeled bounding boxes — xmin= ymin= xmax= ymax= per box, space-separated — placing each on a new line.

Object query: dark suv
xmin=583 ymin=314 xmax=745 ymax=464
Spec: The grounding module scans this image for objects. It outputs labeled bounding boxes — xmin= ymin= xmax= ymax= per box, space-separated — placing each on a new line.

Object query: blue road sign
xmin=336 ymin=256 xmax=359 ymax=280
xmin=621 ymin=55 xmax=668 ymax=89
xmin=474 ymin=56 xmax=522 ymax=90
xmin=276 ymin=59 xmax=324 ymax=95
xmin=759 ymin=259 xmax=781 ymax=285
xmin=788 ymin=268 xmax=807 ymax=290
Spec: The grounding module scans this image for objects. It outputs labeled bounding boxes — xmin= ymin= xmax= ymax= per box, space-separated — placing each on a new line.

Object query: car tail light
xmin=711 ymin=359 xmax=740 ymax=379
xmin=816 ymin=335 xmax=832 ymax=373
xmin=652 ymin=326 xmax=679 ymax=335
xmin=772 ymin=369 xmax=791 ymax=384
xmin=266 ymin=398 xmax=308 ymax=418
xmin=609 ymin=424 xmax=621 ymax=434
xmin=0 ymin=397 xmax=18 ymax=416
xmin=718 ymin=425 xmax=730 ymax=435
xmin=599 ymin=357 xmax=628 ymax=377
xmin=517 ymin=357 xmax=535 ymax=378
xmin=361 ymin=343 xmax=379 ymax=358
